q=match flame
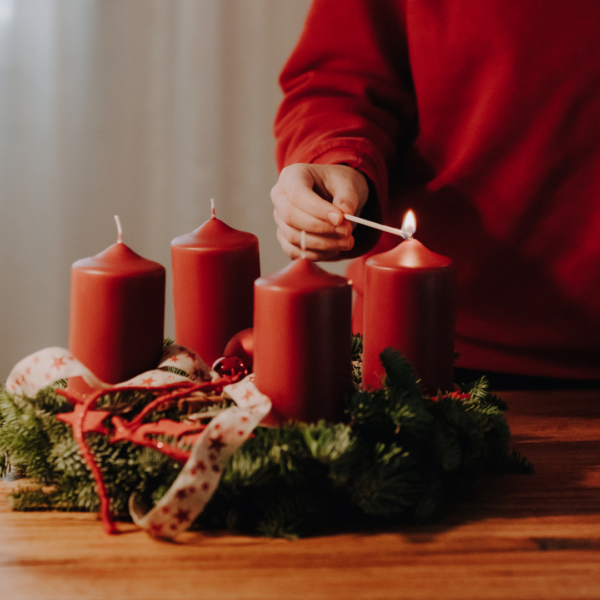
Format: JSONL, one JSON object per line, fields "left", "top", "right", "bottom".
{"left": 401, "top": 210, "right": 416, "bottom": 239}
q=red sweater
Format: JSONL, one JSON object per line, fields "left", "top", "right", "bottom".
{"left": 274, "top": 0, "right": 600, "bottom": 380}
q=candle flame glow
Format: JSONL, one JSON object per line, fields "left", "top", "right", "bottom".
{"left": 401, "top": 210, "right": 416, "bottom": 239}
{"left": 114, "top": 215, "right": 123, "bottom": 243}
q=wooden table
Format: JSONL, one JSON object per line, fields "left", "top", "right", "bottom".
{"left": 1, "top": 390, "right": 599, "bottom": 599}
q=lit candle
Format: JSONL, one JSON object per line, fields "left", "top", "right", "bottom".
{"left": 362, "top": 211, "right": 455, "bottom": 394}
{"left": 69, "top": 216, "right": 166, "bottom": 384}
{"left": 253, "top": 249, "right": 352, "bottom": 423}
{"left": 170, "top": 200, "right": 260, "bottom": 366}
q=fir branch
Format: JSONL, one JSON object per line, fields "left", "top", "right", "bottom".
{"left": 380, "top": 347, "right": 423, "bottom": 400}
{"left": 351, "top": 333, "right": 363, "bottom": 388}
{"left": 351, "top": 333, "right": 363, "bottom": 360}
{"left": 493, "top": 448, "right": 534, "bottom": 473}
{"left": 9, "top": 486, "right": 55, "bottom": 511}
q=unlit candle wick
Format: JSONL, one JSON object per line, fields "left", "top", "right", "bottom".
{"left": 114, "top": 215, "right": 123, "bottom": 243}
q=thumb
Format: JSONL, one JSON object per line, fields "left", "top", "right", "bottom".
{"left": 331, "top": 181, "right": 360, "bottom": 216}
{"left": 328, "top": 188, "right": 359, "bottom": 232}
{"left": 329, "top": 167, "right": 368, "bottom": 218}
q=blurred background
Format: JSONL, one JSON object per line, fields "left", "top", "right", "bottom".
{"left": 0, "top": 0, "right": 355, "bottom": 378}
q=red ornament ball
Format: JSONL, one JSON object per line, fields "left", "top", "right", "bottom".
{"left": 212, "top": 356, "right": 248, "bottom": 378}
{"left": 223, "top": 328, "right": 254, "bottom": 373}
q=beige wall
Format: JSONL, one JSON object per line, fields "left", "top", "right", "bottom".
{"left": 0, "top": 0, "right": 347, "bottom": 378}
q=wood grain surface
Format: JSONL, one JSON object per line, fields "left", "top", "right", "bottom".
{"left": 1, "top": 390, "right": 599, "bottom": 600}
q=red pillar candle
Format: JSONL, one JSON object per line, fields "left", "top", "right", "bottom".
{"left": 254, "top": 258, "right": 352, "bottom": 423}
{"left": 170, "top": 204, "right": 260, "bottom": 366}
{"left": 362, "top": 212, "right": 455, "bottom": 395}
{"left": 69, "top": 220, "right": 166, "bottom": 384}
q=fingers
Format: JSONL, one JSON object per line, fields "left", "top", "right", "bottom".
{"left": 271, "top": 163, "right": 368, "bottom": 259}
{"left": 272, "top": 188, "right": 348, "bottom": 237}
{"left": 274, "top": 209, "right": 354, "bottom": 253}
{"left": 277, "top": 228, "right": 343, "bottom": 261}
{"left": 273, "top": 192, "right": 350, "bottom": 236}
{"left": 274, "top": 165, "right": 350, "bottom": 231}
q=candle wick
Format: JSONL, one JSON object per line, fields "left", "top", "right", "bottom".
{"left": 400, "top": 210, "right": 416, "bottom": 239}
{"left": 114, "top": 215, "right": 123, "bottom": 243}
{"left": 211, "top": 198, "right": 216, "bottom": 218}
{"left": 300, "top": 230, "right": 307, "bottom": 260}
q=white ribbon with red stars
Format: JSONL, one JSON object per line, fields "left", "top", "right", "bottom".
{"left": 6, "top": 344, "right": 213, "bottom": 397}
{"left": 5, "top": 346, "right": 271, "bottom": 539}
{"left": 130, "top": 375, "right": 270, "bottom": 538}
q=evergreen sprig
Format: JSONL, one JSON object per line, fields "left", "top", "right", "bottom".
{"left": 0, "top": 385, "right": 181, "bottom": 514}
{"left": 0, "top": 341, "right": 532, "bottom": 538}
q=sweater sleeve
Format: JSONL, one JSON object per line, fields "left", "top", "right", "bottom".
{"left": 274, "top": 0, "right": 417, "bottom": 257}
